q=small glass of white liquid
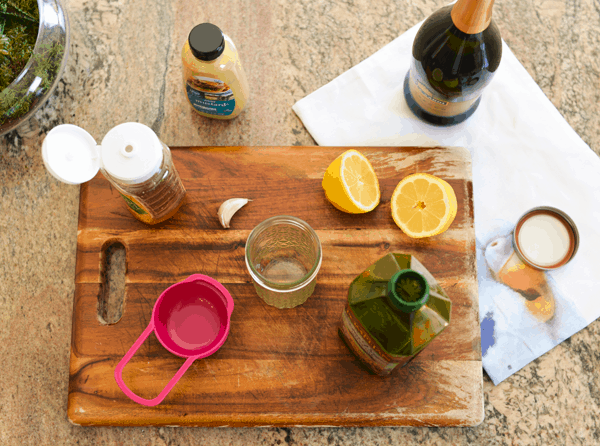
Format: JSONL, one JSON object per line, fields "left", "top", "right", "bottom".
{"left": 513, "top": 207, "right": 579, "bottom": 270}
{"left": 484, "top": 206, "right": 579, "bottom": 322}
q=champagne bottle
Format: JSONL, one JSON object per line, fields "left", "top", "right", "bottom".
{"left": 404, "top": 0, "right": 502, "bottom": 126}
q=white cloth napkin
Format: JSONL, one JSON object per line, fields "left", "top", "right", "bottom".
{"left": 292, "top": 21, "right": 600, "bottom": 385}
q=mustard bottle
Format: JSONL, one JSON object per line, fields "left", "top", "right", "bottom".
{"left": 182, "top": 23, "right": 249, "bottom": 120}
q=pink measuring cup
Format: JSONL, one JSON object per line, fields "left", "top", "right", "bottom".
{"left": 114, "top": 274, "right": 234, "bottom": 406}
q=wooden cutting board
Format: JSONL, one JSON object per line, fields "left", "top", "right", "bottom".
{"left": 68, "top": 146, "right": 483, "bottom": 427}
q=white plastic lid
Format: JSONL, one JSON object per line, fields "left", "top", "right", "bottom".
{"left": 42, "top": 124, "right": 101, "bottom": 185}
{"left": 100, "top": 122, "right": 163, "bottom": 184}
{"left": 41, "top": 122, "right": 164, "bottom": 186}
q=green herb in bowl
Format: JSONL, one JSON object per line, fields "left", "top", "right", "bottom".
{"left": 0, "top": 0, "right": 68, "bottom": 135}
{"left": 0, "top": 0, "right": 39, "bottom": 92}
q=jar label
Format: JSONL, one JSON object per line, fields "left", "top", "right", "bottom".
{"left": 119, "top": 192, "right": 147, "bottom": 214}
{"left": 118, "top": 192, "right": 158, "bottom": 224}
{"left": 186, "top": 75, "right": 236, "bottom": 116}
{"left": 408, "top": 68, "right": 478, "bottom": 117}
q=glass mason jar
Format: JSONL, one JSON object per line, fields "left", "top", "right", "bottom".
{"left": 0, "top": 0, "right": 69, "bottom": 135}
{"left": 245, "top": 215, "right": 322, "bottom": 309}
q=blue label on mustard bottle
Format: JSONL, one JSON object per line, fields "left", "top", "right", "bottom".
{"left": 185, "top": 76, "right": 236, "bottom": 117}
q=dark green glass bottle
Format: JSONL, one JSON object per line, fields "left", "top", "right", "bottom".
{"left": 403, "top": 0, "right": 502, "bottom": 125}
{"left": 339, "top": 253, "right": 452, "bottom": 375}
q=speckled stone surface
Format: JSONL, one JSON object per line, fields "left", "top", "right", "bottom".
{"left": 1, "top": 0, "right": 599, "bottom": 444}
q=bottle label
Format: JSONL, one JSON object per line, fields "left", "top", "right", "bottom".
{"left": 339, "top": 304, "right": 412, "bottom": 375}
{"left": 186, "top": 74, "right": 236, "bottom": 116}
{"left": 408, "top": 68, "right": 479, "bottom": 118}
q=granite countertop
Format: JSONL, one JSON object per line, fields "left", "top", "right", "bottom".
{"left": 1, "top": 0, "right": 599, "bottom": 444}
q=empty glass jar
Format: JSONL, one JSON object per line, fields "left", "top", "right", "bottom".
{"left": 244, "top": 216, "right": 322, "bottom": 309}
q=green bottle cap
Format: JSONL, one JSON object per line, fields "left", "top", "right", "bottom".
{"left": 387, "top": 269, "right": 430, "bottom": 313}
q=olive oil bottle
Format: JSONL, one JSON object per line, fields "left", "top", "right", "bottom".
{"left": 339, "top": 253, "right": 452, "bottom": 375}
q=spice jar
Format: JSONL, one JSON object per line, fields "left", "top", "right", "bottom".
{"left": 339, "top": 253, "right": 452, "bottom": 375}
{"left": 42, "top": 122, "right": 186, "bottom": 225}
{"left": 182, "top": 23, "right": 249, "bottom": 119}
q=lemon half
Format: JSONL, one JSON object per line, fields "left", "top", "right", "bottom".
{"left": 391, "top": 173, "right": 457, "bottom": 238}
{"left": 322, "top": 150, "right": 380, "bottom": 214}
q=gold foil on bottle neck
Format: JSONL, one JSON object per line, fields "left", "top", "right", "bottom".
{"left": 451, "top": 0, "right": 496, "bottom": 34}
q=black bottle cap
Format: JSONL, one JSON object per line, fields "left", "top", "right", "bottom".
{"left": 188, "top": 23, "right": 225, "bottom": 61}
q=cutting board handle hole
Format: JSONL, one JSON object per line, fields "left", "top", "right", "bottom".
{"left": 98, "top": 240, "right": 127, "bottom": 325}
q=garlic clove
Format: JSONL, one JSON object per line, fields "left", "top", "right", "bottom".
{"left": 218, "top": 198, "right": 251, "bottom": 228}
{"left": 484, "top": 234, "right": 513, "bottom": 277}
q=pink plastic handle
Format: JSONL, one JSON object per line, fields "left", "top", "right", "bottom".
{"left": 114, "top": 321, "right": 199, "bottom": 407}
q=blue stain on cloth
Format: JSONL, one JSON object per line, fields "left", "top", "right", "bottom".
{"left": 481, "top": 312, "right": 496, "bottom": 357}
